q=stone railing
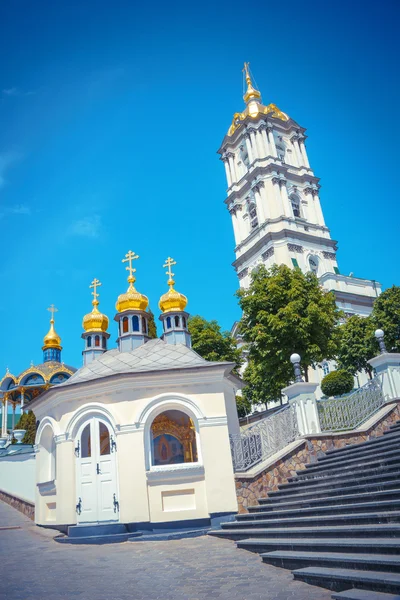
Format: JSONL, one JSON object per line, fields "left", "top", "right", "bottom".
{"left": 229, "top": 404, "right": 299, "bottom": 472}
{"left": 317, "top": 377, "right": 385, "bottom": 432}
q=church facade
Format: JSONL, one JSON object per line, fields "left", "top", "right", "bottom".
{"left": 219, "top": 64, "right": 381, "bottom": 319}
{"left": 29, "top": 254, "right": 240, "bottom": 529}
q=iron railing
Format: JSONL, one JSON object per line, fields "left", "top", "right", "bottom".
{"left": 229, "top": 404, "right": 299, "bottom": 472}
{"left": 317, "top": 377, "right": 384, "bottom": 432}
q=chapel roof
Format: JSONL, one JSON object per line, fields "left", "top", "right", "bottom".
{"left": 58, "top": 338, "right": 233, "bottom": 387}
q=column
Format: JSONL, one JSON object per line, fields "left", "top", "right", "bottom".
{"left": 313, "top": 192, "right": 326, "bottom": 227}
{"left": 253, "top": 185, "right": 266, "bottom": 223}
{"left": 227, "top": 153, "right": 237, "bottom": 184}
{"left": 271, "top": 177, "right": 284, "bottom": 216}
{"left": 223, "top": 158, "right": 232, "bottom": 188}
{"left": 267, "top": 127, "right": 277, "bottom": 156}
{"left": 20, "top": 389, "right": 24, "bottom": 415}
{"left": 2, "top": 395, "right": 8, "bottom": 436}
{"left": 245, "top": 134, "right": 254, "bottom": 164}
{"left": 260, "top": 127, "right": 270, "bottom": 156}
{"left": 12, "top": 403, "right": 16, "bottom": 430}
{"left": 259, "top": 182, "right": 270, "bottom": 219}
{"left": 229, "top": 207, "right": 241, "bottom": 245}
{"left": 1, "top": 399, "right": 4, "bottom": 437}
{"left": 299, "top": 138, "right": 310, "bottom": 168}
{"left": 282, "top": 382, "right": 320, "bottom": 435}
{"left": 255, "top": 129, "right": 266, "bottom": 157}
{"left": 249, "top": 130, "right": 258, "bottom": 161}
{"left": 291, "top": 137, "right": 301, "bottom": 167}
{"left": 280, "top": 180, "right": 292, "bottom": 217}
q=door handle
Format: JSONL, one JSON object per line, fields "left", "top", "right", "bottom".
{"left": 96, "top": 463, "right": 101, "bottom": 475}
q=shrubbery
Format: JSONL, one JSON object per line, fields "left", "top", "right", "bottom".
{"left": 321, "top": 369, "right": 354, "bottom": 397}
{"left": 13, "top": 410, "right": 37, "bottom": 445}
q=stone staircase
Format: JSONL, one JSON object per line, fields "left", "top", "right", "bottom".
{"left": 210, "top": 420, "right": 400, "bottom": 599}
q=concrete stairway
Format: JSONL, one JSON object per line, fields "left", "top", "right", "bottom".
{"left": 54, "top": 523, "right": 142, "bottom": 544}
{"left": 209, "top": 420, "right": 400, "bottom": 599}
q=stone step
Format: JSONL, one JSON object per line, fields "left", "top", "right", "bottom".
{"left": 332, "top": 588, "right": 400, "bottom": 599}
{"left": 288, "top": 463, "right": 400, "bottom": 484}
{"left": 246, "top": 498, "right": 400, "bottom": 518}
{"left": 318, "top": 438, "right": 400, "bottom": 464}
{"left": 55, "top": 531, "right": 142, "bottom": 545}
{"left": 258, "top": 488, "right": 400, "bottom": 510}
{"left": 227, "top": 511, "right": 400, "bottom": 528}
{"left": 261, "top": 550, "right": 400, "bottom": 573}
{"left": 268, "top": 478, "right": 400, "bottom": 503}
{"left": 286, "top": 464, "right": 400, "bottom": 487}
{"left": 67, "top": 523, "right": 128, "bottom": 537}
{"left": 323, "top": 430, "right": 400, "bottom": 459}
{"left": 389, "top": 422, "right": 400, "bottom": 430}
{"left": 235, "top": 537, "right": 400, "bottom": 555}
{"left": 292, "top": 566, "right": 400, "bottom": 594}
{"left": 210, "top": 523, "right": 400, "bottom": 541}
{"left": 275, "top": 471, "right": 400, "bottom": 497}
{"left": 301, "top": 449, "right": 400, "bottom": 476}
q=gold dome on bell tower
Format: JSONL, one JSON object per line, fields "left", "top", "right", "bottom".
{"left": 159, "top": 257, "right": 188, "bottom": 314}
{"left": 82, "top": 278, "right": 109, "bottom": 332}
{"left": 42, "top": 305, "right": 62, "bottom": 351}
{"left": 115, "top": 250, "right": 149, "bottom": 312}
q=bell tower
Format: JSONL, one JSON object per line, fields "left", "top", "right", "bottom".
{"left": 219, "top": 63, "right": 381, "bottom": 317}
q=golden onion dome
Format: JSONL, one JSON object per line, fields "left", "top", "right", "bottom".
{"left": 83, "top": 301, "right": 109, "bottom": 332}
{"left": 42, "top": 318, "right": 62, "bottom": 350}
{"left": 116, "top": 278, "right": 149, "bottom": 312}
{"left": 159, "top": 256, "right": 188, "bottom": 313}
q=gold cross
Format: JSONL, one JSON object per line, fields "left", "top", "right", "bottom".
{"left": 47, "top": 304, "right": 58, "bottom": 321}
{"left": 90, "top": 278, "right": 101, "bottom": 302}
{"left": 243, "top": 62, "right": 251, "bottom": 85}
{"left": 122, "top": 250, "right": 139, "bottom": 279}
{"left": 163, "top": 257, "right": 176, "bottom": 283}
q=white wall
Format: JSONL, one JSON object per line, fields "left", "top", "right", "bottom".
{"left": 0, "top": 451, "right": 36, "bottom": 503}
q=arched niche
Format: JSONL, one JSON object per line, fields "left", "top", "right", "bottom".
{"left": 150, "top": 410, "right": 198, "bottom": 467}
{"left": 37, "top": 424, "right": 56, "bottom": 484}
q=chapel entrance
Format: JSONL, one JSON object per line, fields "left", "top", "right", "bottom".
{"left": 75, "top": 418, "right": 118, "bottom": 523}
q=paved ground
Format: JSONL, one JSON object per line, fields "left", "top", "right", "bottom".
{"left": 0, "top": 501, "right": 331, "bottom": 600}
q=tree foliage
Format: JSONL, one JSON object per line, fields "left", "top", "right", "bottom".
{"left": 237, "top": 264, "right": 341, "bottom": 406}
{"left": 371, "top": 285, "right": 400, "bottom": 352}
{"left": 336, "top": 315, "right": 376, "bottom": 377}
{"left": 321, "top": 369, "right": 354, "bottom": 397}
{"left": 147, "top": 308, "right": 158, "bottom": 339}
{"left": 14, "top": 411, "right": 37, "bottom": 445}
{"left": 188, "top": 315, "right": 242, "bottom": 368}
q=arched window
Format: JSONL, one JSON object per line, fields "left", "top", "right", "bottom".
{"left": 247, "top": 199, "right": 258, "bottom": 229}
{"left": 290, "top": 195, "right": 301, "bottom": 218}
{"left": 276, "top": 144, "right": 285, "bottom": 163}
{"left": 95, "top": 335, "right": 100, "bottom": 347}
{"left": 38, "top": 426, "right": 56, "bottom": 483}
{"left": 142, "top": 317, "right": 147, "bottom": 334}
{"left": 240, "top": 145, "right": 249, "bottom": 169}
{"left": 322, "top": 361, "right": 330, "bottom": 376}
{"left": 87, "top": 336, "right": 92, "bottom": 348}
{"left": 182, "top": 317, "right": 187, "bottom": 329}
{"left": 174, "top": 316, "right": 180, "bottom": 328}
{"left": 309, "top": 255, "right": 319, "bottom": 275}
{"left": 166, "top": 316, "right": 172, "bottom": 329}
{"left": 81, "top": 423, "right": 91, "bottom": 458}
{"left": 99, "top": 422, "right": 110, "bottom": 455}
{"left": 122, "top": 317, "right": 129, "bottom": 333}
{"left": 132, "top": 315, "right": 139, "bottom": 332}
{"left": 102, "top": 337, "right": 106, "bottom": 349}
{"left": 151, "top": 410, "right": 198, "bottom": 467}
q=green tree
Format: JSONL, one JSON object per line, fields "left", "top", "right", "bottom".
{"left": 188, "top": 315, "right": 242, "bottom": 368}
{"left": 336, "top": 314, "right": 376, "bottom": 378}
{"left": 371, "top": 285, "right": 400, "bottom": 352}
{"left": 14, "top": 410, "right": 37, "bottom": 445}
{"left": 147, "top": 308, "right": 158, "bottom": 339}
{"left": 237, "top": 264, "right": 340, "bottom": 406}
{"left": 321, "top": 369, "right": 354, "bottom": 397}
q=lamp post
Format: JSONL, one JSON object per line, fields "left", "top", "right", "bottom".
{"left": 375, "top": 329, "right": 388, "bottom": 354}
{"left": 290, "top": 353, "right": 303, "bottom": 383}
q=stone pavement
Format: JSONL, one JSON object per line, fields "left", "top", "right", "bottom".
{"left": 0, "top": 501, "right": 331, "bottom": 600}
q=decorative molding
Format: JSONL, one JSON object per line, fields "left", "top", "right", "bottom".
{"left": 198, "top": 416, "right": 228, "bottom": 428}
{"left": 146, "top": 463, "right": 205, "bottom": 483}
{"left": 238, "top": 268, "right": 248, "bottom": 280}
{"left": 262, "top": 247, "right": 274, "bottom": 260}
{"left": 323, "top": 251, "right": 337, "bottom": 260}
{"left": 288, "top": 243, "right": 304, "bottom": 253}
{"left": 228, "top": 202, "right": 242, "bottom": 216}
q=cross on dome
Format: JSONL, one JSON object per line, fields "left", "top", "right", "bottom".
{"left": 90, "top": 278, "right": 101, "bottom": 305}
{"left": 47, "top": 304, "right": 58, "bottom": 323}
{"left": 123, "top": 250, "right": 139, "bottom": 283}
{"left": 163, "top": 257, "right": 176, "bottom": 287}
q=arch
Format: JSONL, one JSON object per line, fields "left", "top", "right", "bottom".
{"left": 136, "top": 393, "right": 205, "bottom": 426}
{"left": 308, "top": 254, "right": 319, "bottom": 275}
{"left": 122, "top": 316, "right": 129, "bottom": 333}
{"left": 0, "top": 374, "right": 17, "bottom": 391}
{"left": 166, "top": 316, "right": 172, "bottom": 329}
{"left": 132, "top": 315, "right": 139, "bottom": 332}
{"left": 49, "top": 372, "right": 70, "bottom": 384}
{"left": 87, "top": 336, "right": 92, "bottom": 347}
{"left": 36, "top": 416, "right": 59, "bottom": 443}
{"left": 66, "top": 403, "right": 119, "bottom": 440}
{"left": 95, "top": 335, "right": 100, "bottom": 347}
{"left": 174, "top": 315, "right": 180, "bottom": 328}
{"left": 141, "top": 316, "right": 147, "bottom": 334}
{"left": 18, "top": 367, "right": 48, "bottom": 386}
{"left": 151, "top": 410, "right": 197, "bottom": 466}
{"left": 24, "top": 373, "right": 45, "bottom": 386}
{"left": 102, "top": 337, "right": 106, "bottom": 349}
{"left": 37, "top": 423, "right": 56, "bottom": 483}
{"left": 290, "top": 194, "right": 301, "bottom": 218}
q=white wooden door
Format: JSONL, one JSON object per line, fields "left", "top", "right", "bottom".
{"left": 76, "top": 419, "right": 118, "bottom": 523}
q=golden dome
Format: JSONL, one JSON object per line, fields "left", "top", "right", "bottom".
{"left": 42, "top": 318, "right": 62, "bottom": 350}
{"left": 159, "top": 256, "right": 188, "bottom": 313}
{"left": 116, "top": 280, "right": 149, "bottom": 312}
{"left": 83, "top": 278, "right": 109, "bottom": 332}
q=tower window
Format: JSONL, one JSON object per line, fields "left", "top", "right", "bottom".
{"left": 95, "top": 335, "right": 100, "bottom": 347}
{"left": 166, "top": 316, "right": 172, "bottom": 329}
{"left": 309, "top": 256, "right": 319, "bottom": 275}
{"left": 290, "top": 195, "right": 301, "bottom": 218}
{"left": 132, "top": 315, "right": 139, "bottom": 332}
{"left": 182, "top": 317, "right": 187, "bottom": 329}
{"left": 142, "top": 317, "right": 147, "bottom": 334}
{"left": 102, "top": 337, "right": 106, "bottom": 349}
{"left": 174, "top": 315, "right": 180, "bottom": 328}
{"left": 276, "top": 144, "right": 285, "bottom": 163}
{"left": 247, "top": 199, "right": 258, "bottom": 229}
{"left": 87, "top": 336, "right": 92, "bottom": 348}
{"left": 122, "top": 317, "right": 129, "bottom": 333}
{"left": 240, "top": 145, "right": 249, "bottom": 168}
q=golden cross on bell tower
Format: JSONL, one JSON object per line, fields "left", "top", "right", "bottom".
{"left": 90, "top": 278, "right": 101, "bottom": 305}
{"left": 47, "top": 304, "right": 58, "bottom": 323}
{"left": 122, "top": 250, "right": 139, "bottom": 284}
{"left": 243, "top": 62, "right": 251, "bottom": 86}
{"left": 163, "top": 257, "right": 176, "bottom": 287}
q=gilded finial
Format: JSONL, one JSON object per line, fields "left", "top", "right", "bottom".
{"left": 242, "top": 61, "right": 261, "bottom": 105}
{"left": 47, "top": 304, "right": 58, "bottom": 324}
{"left": 122, "top": 250, "right": 139, "bottom": 286}
{"left": 43, "top": 305, "right": 62, "bottom": 350}
{"left": 243, "top": 62, "right": 252, "bottom": 87}
{"left": 163, "top": 257, "right": 177, "bottom": 288}
{"left": 89, "top": 278, "right": 101, "bottom": 308}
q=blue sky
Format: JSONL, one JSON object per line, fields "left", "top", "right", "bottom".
{"left": 0, "top": 0, "right": 398, "bottom": 376}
